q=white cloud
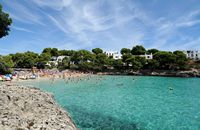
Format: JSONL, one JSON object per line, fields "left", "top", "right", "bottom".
{"left": 30, "top": 0, "right": 72, "bottom": 11}
{"left": 12, "top": 26, "right": 35, "bottom": 33}
{"left": 47, "top": 14, "right": 69, "bottom": 34}
{"left": 181, "top": 37, "right": 200, "bottom": 49}
{"left": 148, "top": 9, "right": 200, "bottom": 50}
{"left": 4, "top": 0, "right": 45, "bottom": 25}
{"left": 41, "top": 0, "right": 142, "bottom": 50}
{"left": 178, "top": 20, "right": 200, "bottom": 27}
{"left": 2, "top": 0, "right": 200, "bottom": 53}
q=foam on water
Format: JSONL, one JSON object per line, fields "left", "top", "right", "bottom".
{"left": 20, "top": 76, "right": 200, "bottom": 130}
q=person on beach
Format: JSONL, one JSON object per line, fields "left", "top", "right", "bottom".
{"left": 51, "top": 74, "right": 55, "bottom": 84}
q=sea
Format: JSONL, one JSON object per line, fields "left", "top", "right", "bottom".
{"left": 19, "top": 75, "right": 200, "bottom": 130}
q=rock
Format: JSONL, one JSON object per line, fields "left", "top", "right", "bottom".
{"left": 0, "top": 85, "right": 77, "bottom": 130}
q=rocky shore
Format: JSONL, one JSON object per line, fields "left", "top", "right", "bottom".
{"left": 97, "top": 70, "right": 200, "bottom": 78}
{"left": 140, "top": 70, "right": 200, "bottom": 77}
{"left": 0, "top": 84, "right": 77, "bottom": 130}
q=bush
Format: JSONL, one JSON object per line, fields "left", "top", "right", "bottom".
{"left": 0, "top": 62, "right": 12, "bottom": 74}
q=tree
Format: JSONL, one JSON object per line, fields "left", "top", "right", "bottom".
{"left": 154, "top": 51, "right": 176, "bottom": 69}
{"left": 42, "top": 48, "right": 59, "bottom": 57}
{"left": 38, "top": 53, "right": 51, "bottom": 63}
{"left": 83, "top": 52, "right": 95, "bottom": 62}
{"left": 96, "top": 53, "right": 108, "bottom": 65}
{"left": 0, "top": 55, "right": 14, "bottom": 68}
{"left": 129, "top": 56, "right": 146, "bottom": 70}
{"left": 50, "top": 48, "right": 59, "bottom": 56}
{"left": 113, "top": 59, "right": 123, "bottom": 70}
{"left": 78, "top": 62, "right": 95, "bottom": 71}
{"left": 71, "top": 50, "right": 94, "bottom": 64}
{"left": 78, "top": 50, "right": 92, "bottom": 62}
{"left": 70, "top": 51, "right": 81, "bottom": 64}
{"left": 0, "top": 55, "right": 13, "bottom": 74}
{"left": 36, "top": 53, "right": 51, "bottom": 69}
{"left": 131, "top": 45, "right": 146, "bottom": 55}
{"left": 120, "top": 48, "right": 131, "bottom": 55}
{"left": 0, "top": 62, "right": 11, "bottom": 74}
{"left": 59, "top": 50, "right": 75, "bottom": 56}
{"left": 12, "top": 52, "right": 39, "bottom": 68}
{"left": 0, "top": 4, "right": 12, "bottom": 38}
{"left": 92, "top": 48, "right": 103, "bottom": 55}
{"left": 135, "top": 56, "right": 146, "bottom": 66}
{"left": 147, "top": 49, "right": 159, "bottom": 54}
{"left": 173, "top": 51, "right": 188, "bottom": 70}
{"left": 130, "top": 57, "right": 143, "bottom": 70}
{"left": 42, "top": 48, "right": 52, "bottom": 54}
{"left": 57, "top": 57, "right": 70, "bottom": 71}
{"left": 146, "top": 59, "right": 159, "bottom": 70}
{"left": 122, "top": 54, "right": 132, "bottom": 67}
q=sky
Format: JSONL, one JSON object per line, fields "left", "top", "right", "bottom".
{"left": 0, "top": 0, "right": 200, "bottom": 55}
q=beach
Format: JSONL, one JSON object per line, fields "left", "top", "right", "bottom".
{"left": 0, "top": 69, "right": 92, "bottom": 82}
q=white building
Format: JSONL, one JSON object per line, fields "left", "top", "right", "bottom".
{"left": 47, "top": 56, "right": 69, "bottom": 66}
{"left": 105, "top": 51, "right": 153, "bottom": 60}
{"left": 183, "top": 50, "right": 200, "bottom": 60}
{"left": 104, "top": 51, "right": 122, "bottom": 60}
{"left": 139, "top": 53, "right": 153, "bottom": 60}
{"left": 57, "top": 56, "right": 68, "bottom": 62}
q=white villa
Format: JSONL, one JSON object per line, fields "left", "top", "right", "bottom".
{"left": 47, "top": 56, "right": 69, "bottom": 66}
{"left": 183, "top": 50, "right": 200, "bottom": 60}
{"left": 105, "top": 51, "right": 153, "bottom": 60}
{"left": 104, "top": 51, "right": 122, "bottom": 60}
{"left": 139, "top": 53, "right": 153, "bottom": 60}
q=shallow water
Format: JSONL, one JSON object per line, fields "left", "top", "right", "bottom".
{"left": 20, "top": 76, "right": 200, "bottom": 130}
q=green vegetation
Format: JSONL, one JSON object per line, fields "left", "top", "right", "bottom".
{"left": 0, "top": 4, "right": 12, "bottom": 74}
{"left": 147, "top": 49, "right": 159, "bottom": 54}
{"left": 0, "top": 55, "right": 13, "bottom": 74}
{"left": 0, "top": 45, "right": 194, "bottom": 74}
{"left": 131, "top": 45, "right": 146, "bottom": 55}
{"left": 0, "top": 4, "right": 12, "bottom": 38}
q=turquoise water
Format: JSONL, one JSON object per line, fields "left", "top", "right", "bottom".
{"left": 20, "top": 76, "right": 200, "bottom": 130}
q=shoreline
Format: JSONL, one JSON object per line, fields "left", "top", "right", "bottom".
{"left": 1, "top": 69, "right": 200, "bottom": 84}
{"left": 96, "top": 70, "right": 200, "bottom": 78}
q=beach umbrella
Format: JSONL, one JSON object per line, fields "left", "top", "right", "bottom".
{"left": 5, "top": 76, "right": 11, "bottom": 81}
{"left": 5, "top": 74, "right": 12, "bottom": 77}
{"left": 30, "top": 75, "right": 36, "bottom": 79}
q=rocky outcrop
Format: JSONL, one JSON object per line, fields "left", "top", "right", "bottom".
{"left": 139, "top": 70, "right": 200, "bottom": 77}
{"left": 0, "top": 84, "right": 77, "bottom": 130}
{"left": 98, "top": 70, "right": 200, "bottom": 78}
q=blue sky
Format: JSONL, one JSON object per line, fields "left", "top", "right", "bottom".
{"left": 1, "top": 0, "right": 200, "bottom": 54}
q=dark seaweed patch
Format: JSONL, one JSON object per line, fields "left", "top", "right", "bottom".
{"left": 64, "top": 105, "right": 143, "bottom": 130}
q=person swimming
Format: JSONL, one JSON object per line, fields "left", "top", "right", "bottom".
{"left": 169, "top": 87, "right": 173, "bottom": 90}
{"left": 116, "top": 83, "right": 124, "bottom": 86}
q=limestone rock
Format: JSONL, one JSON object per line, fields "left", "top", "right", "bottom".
{"left": 0, "top": 85, "right": 77, "bottom": 130}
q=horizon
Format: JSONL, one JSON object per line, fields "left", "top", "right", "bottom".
{"left": 1, "top": 0, "right": 200, "bottom": 55}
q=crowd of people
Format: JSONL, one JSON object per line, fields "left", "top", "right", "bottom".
{"left": 0, "top": 68, "right": 93, "bottom": 82}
